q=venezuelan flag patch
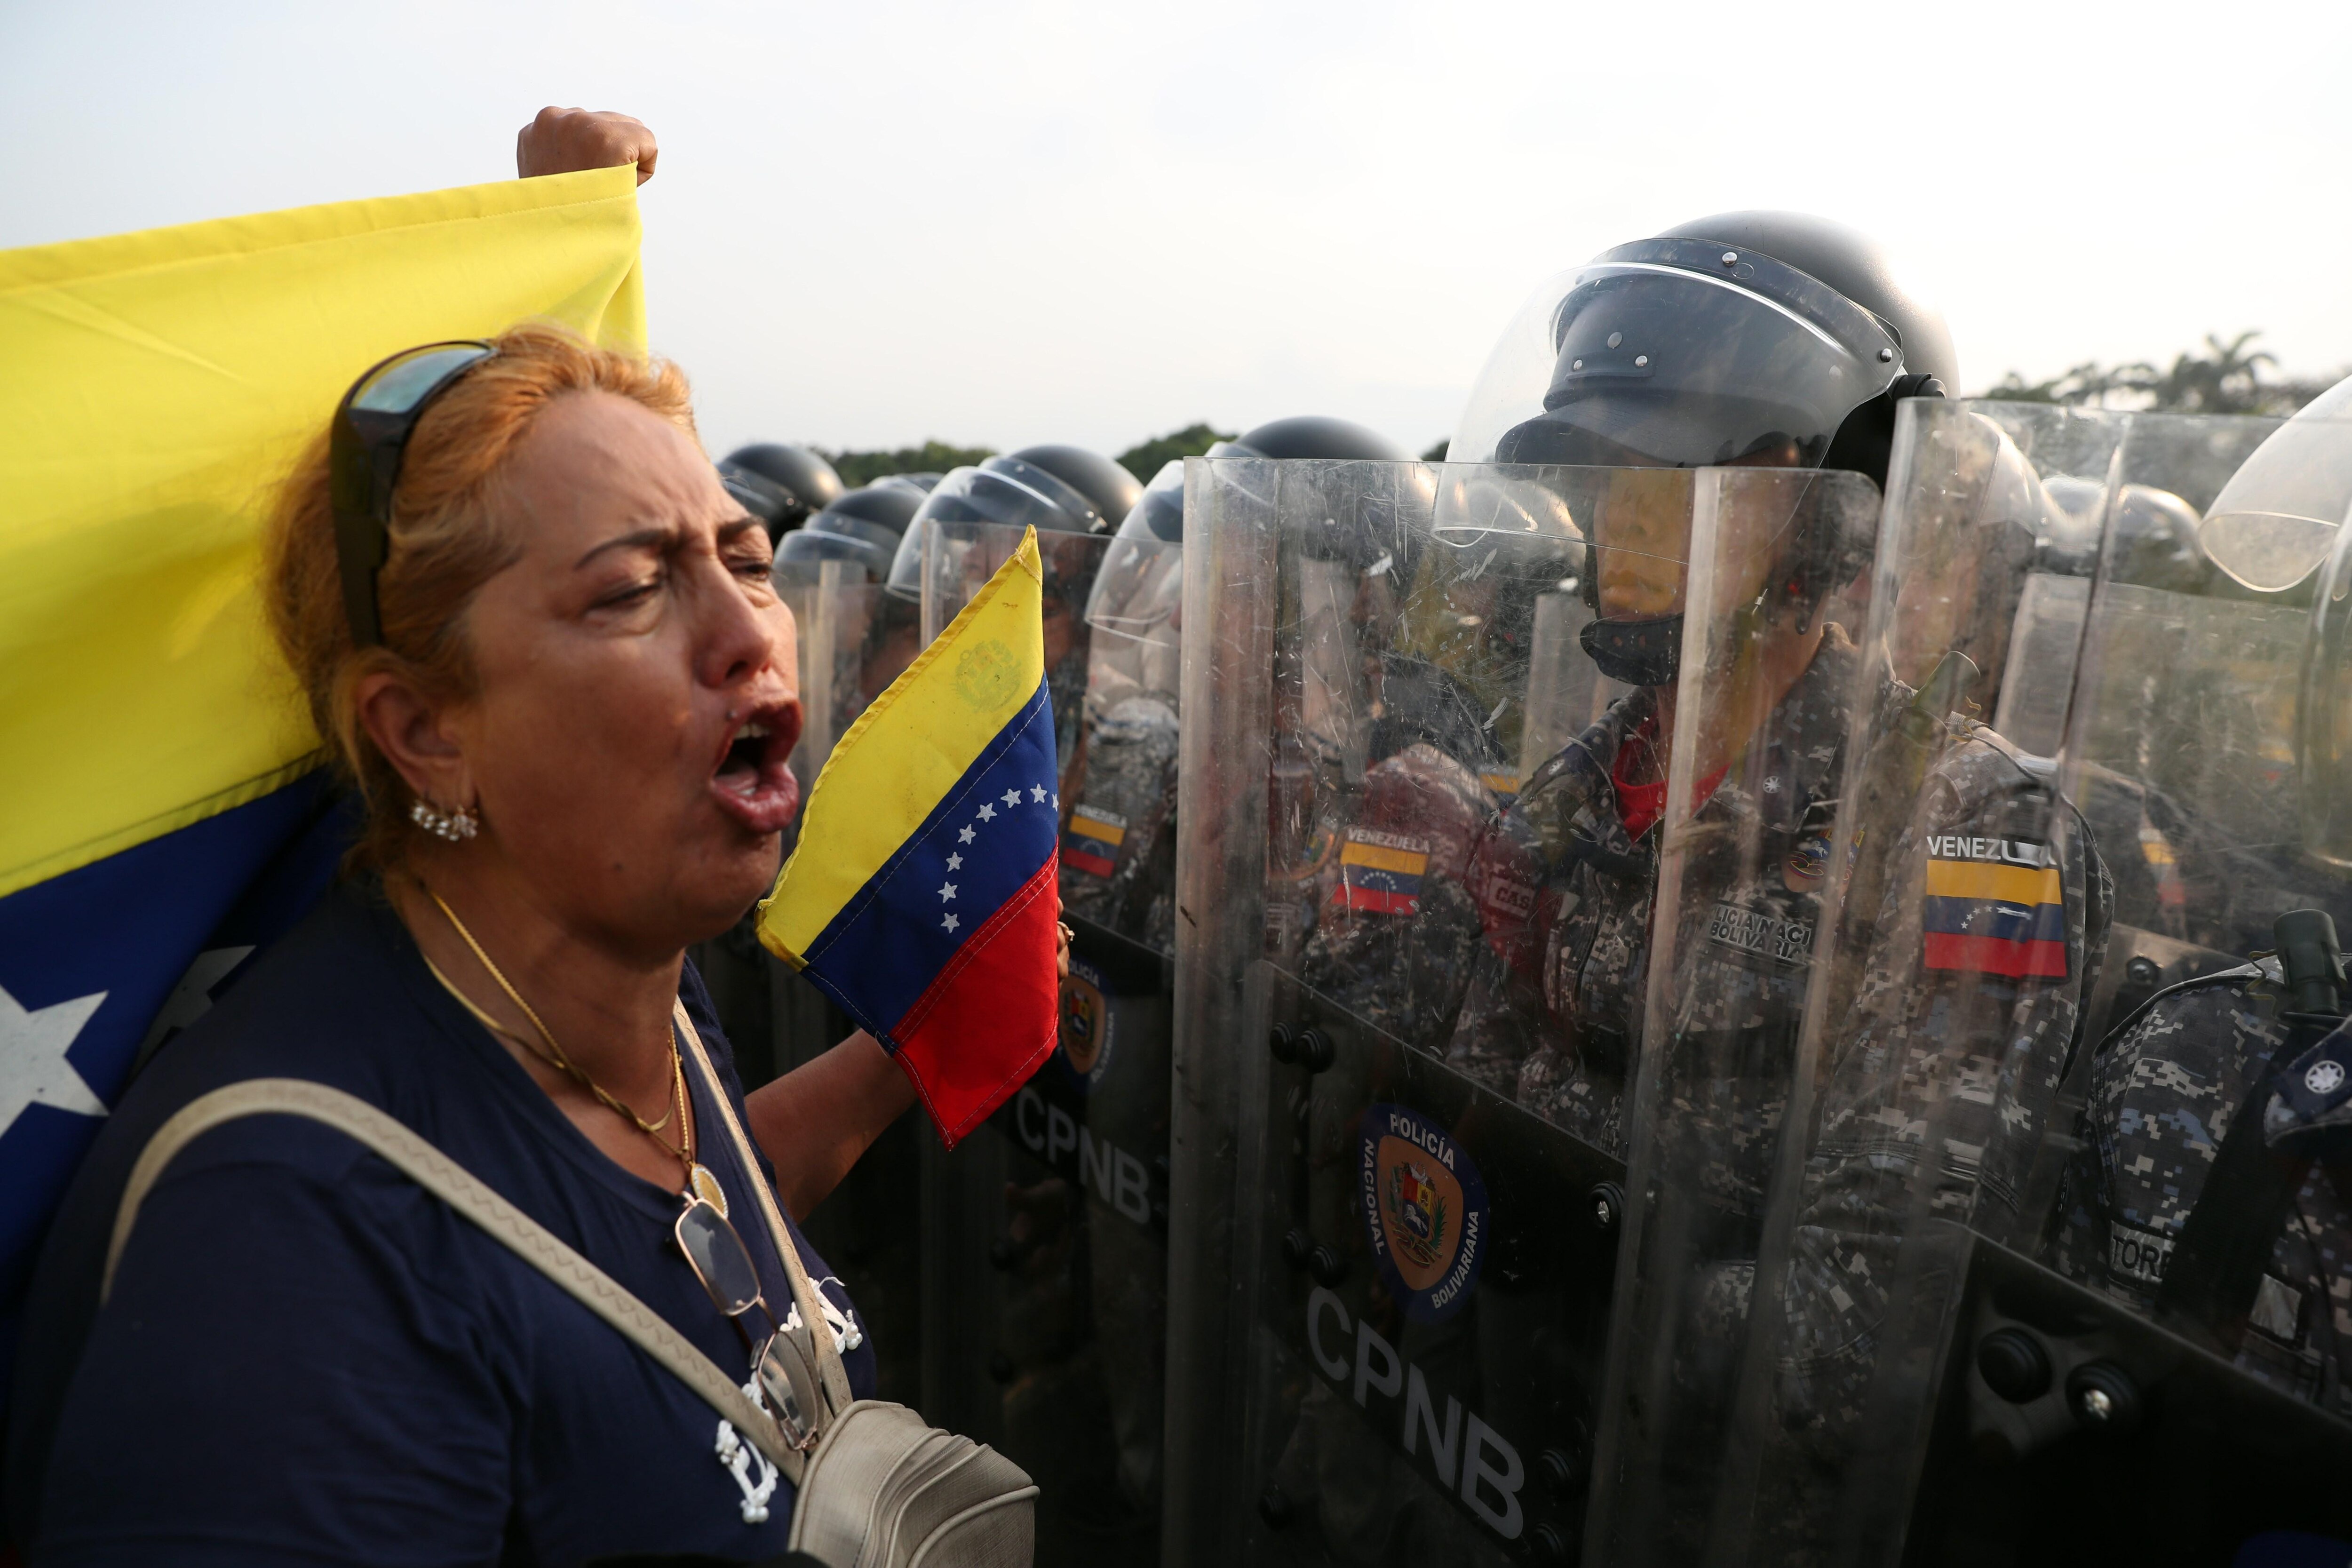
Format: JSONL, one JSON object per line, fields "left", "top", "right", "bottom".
{"left": 1920, "top": 833, "right": 2067, "bottom": 979}
{"left": 1480, "top": 771, "right": 1520, "bottom": 808}
{"left": 1334, "top": 828, "right": 1429, "bottom": 916}
{"left": 1063, "top": 805, "right": 1126, "bottom": 879}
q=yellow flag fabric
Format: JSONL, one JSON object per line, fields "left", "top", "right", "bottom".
{"left": 0, "top": 167, "right": 646, "bottom": 898}
{"left": 759, "top": 528, "right": 1048, "bottom": 965}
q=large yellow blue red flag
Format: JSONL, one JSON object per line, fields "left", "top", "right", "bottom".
{"left": 760, "top": 528, "right": 1061, "bottom": 1147}
{"left": 0, "top": 168, "right": 645, "bottom": 1459}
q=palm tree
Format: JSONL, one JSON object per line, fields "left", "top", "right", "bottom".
{"left": 1986, "top": 331, "right": 2336, "bottom": 416}
{"left": 2123, "top": 331, "right": 2280, "bottom": 414}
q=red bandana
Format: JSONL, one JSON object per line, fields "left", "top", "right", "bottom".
{"left": 1611, "top": 715, "right": 1729, "bottom": 841}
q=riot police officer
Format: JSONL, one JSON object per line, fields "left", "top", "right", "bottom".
{"left": 1071, "top": 418, "right": 1405, "bottom": 950}
{"left": 1224, "top": 215, "right": 2115, "bottom": 1564}
{"left": 1423, "top": 216, "right": 2110, "bottom": 1223}
{"left": 1475, "top": 223, "right": 2124, "bottom": 1568}
{"left": 982, "top": 418, "right": 1402, "bottom": 1545}
{"left": 2055, "top": 378, "right": 2352, "bottom": 1414}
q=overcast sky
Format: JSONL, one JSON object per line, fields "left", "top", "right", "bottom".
{"left": 8, "top": 0, "right": 2349, "bottom": 462}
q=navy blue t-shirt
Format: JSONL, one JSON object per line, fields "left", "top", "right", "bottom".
{"left": 5, "top": 881, "right": 874, "bottom": 1566}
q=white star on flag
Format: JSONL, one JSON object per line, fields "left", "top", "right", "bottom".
{"left": 946, "top": 852, "right": 963, "bottom": 871}
{"left": 1030, "top": 785, "right": 1048, "bottom": 804}
{"left": 1001, "top": 788, "right": 1022, "bottom": 808}
{"left": 942, "top": 913, "right": 960, "bottom": 933}
{"left": 958, "top": 825, "right": 976, "bottom": 844}
{"left": 977, "top": 804, "right": 996, "bottom": 822}
{"left": 0, "top": 980, "right": 111, "bottom": 1137}
{"left": 1052, "top": 794, "right": 1060, "bottom": 810}
{"left": 938, "top": 883, "right": 958, "bottom": 902}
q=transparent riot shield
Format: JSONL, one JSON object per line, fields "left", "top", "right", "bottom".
{"left": 2062, "top": 428, "right": 2352, "bottom": 1037}
{"left": 1164, "top": 456, "right": 1886, "bottom": 1565}
{"left": 1554, "top": 463, "right": 1886, "bottom": 1565}
{"left": 1064, "top": 528, "right": 1184, "bottom": 949}
{"left": 1703, "top": 401, "right": 2352, "bottom": 1567}
{"left": 915, "top": 520, "right": 1168, "bottom": 1562}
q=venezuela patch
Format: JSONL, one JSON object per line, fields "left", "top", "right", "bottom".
{"left": 1920, "top": 833, "right": 2066, "bottom": 979}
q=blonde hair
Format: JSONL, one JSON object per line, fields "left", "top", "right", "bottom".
{"left": 264, "top": 320, "right": 696, "bottom": 870}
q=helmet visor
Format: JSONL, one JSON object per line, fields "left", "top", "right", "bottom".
{"left": 888, "top": 462, "right": 1097, "bottom": 599}
{"left": 1086, "top": 534, "right": 1183, "bottom": 648}
{"left": 1085, "top": 459, "right": 1185, "bottom": 646}
{"left": 1454, "top": 240, "right": 1904, "bottom": 470}
{"left": 775, "top": 528, "right": 895, "bottom": 584}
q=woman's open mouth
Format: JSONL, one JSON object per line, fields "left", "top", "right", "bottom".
{"left": 708, "top": 702, "right": 803, "bottom": 835}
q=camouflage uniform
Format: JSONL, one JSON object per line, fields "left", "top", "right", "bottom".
{"left": 1775, "top": 716, "right": 2112, "bottom": 1435}
{"left": 1438, "top": 627, "right": 2111, "bottom": 1433}
{"left": 1058, "top": 694, "right": 1180, "bottom": 953}
{"left": 2052, "top": 964, "right": 2352, "bottom": 1413}
{"left": 1450, "top": 629, "right": 1861, "bottom": 1183}
{"left": 1295, "top": 742, "right": 1497, "bottom": 1056}
{"left": 1046, "top": 645, "right": 1090, "bottom": 783}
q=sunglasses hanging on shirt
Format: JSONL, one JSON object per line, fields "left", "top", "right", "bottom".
{"left": 675, "top": 1194, "right": 826, "bottom": 1452}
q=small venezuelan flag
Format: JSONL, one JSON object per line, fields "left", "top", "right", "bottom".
{"left": 1920, "top": 836, "right": 2067, "bottom": 979}
{"left": 1062, "top": 806, "right": 1126, "bottom": 879}
{"left": 1333, "top": 828, "right": 1430, "bottom": 916}
{"left": 759, "top": 528, "right": 1061, "bottom": 1146}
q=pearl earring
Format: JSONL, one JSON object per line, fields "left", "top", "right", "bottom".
{"left": 410, "top": 798, "right": 480, "bottom": 842}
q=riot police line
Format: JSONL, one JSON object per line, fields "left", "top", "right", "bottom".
{"left": 717, "top": 217, "right": 2352, "bottom": 1567}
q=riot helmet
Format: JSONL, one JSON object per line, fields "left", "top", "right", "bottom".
{"left": 1007, "top": 444, "right": 1144, "bottom": 533}
{"left": 2106, "top": 482, "right": 2213, "bottom": 595}
{"left": 718, "top": 443, "right": 844, "bottom": 540}
{"left": 2001, "top": 472, "right": 2211, "bottom": 599}
{"left": 1100, "top": 416, "right": 1405, "bottom": 551}
{"left": 1086, "top": 417, "right": 1406, "bottom": 651}
{"left": 886, "top": 453, "right": 1118, "bottom": 601}
{"left": 1230, "top": 415, "right": 1405, "bottom": 465}
{"left": 2038, "top": 476, "right": 2109, "bottom": 576}
{"left": 1449, "top": 213, "right": 1948, "bottom": 686}
{"left": 1454, "top": 212, "right": 1953, "bottom": 474}
{"left": 2200, "top": 374, "right": 2352, "bottom": 593}
{"left": 773, "top": 482, "right": 924, "bottom": 584}
{"left": 1085, "top": 458, "right": 1189, "bottom": 687}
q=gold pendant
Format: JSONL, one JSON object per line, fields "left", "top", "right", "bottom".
{"left": 690, "top": 1162, "right": 729, "bottom": 1218}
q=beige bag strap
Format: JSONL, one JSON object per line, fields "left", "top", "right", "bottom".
{"left": 671, "top": 1001, "right": 857, "bottom": 1417}
{"left": 102, "top": 1076, "right": 809, "bottom": 1482}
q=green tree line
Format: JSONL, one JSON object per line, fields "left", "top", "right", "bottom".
{"left": 818, "top": 423, "right": 1242, "bottom": 489}
{"left": 1984, "top": 331, "right": 2342, "bottom": 416}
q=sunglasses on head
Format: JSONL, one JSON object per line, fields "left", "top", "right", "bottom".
{"left": 675, "top": 1193, "right": 826, "bottom": 1451}
{"left": 329, "top": 341, "right": 498, "bottom": 647}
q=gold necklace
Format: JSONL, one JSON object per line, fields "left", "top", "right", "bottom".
{"left": 424, "top": 888, "right": 701, "bottom": 1190}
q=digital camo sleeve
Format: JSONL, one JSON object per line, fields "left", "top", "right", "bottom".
{"left": 1778, "top": 726, "right": 2112, "bottom": 1426}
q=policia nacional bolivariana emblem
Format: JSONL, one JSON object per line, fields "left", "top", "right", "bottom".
{"left": 1058, "top": 955, "right": 1112, "bottom": 1085}
{"left": 1360, "top": 1102, "right": 1490, "bottom": 1324}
